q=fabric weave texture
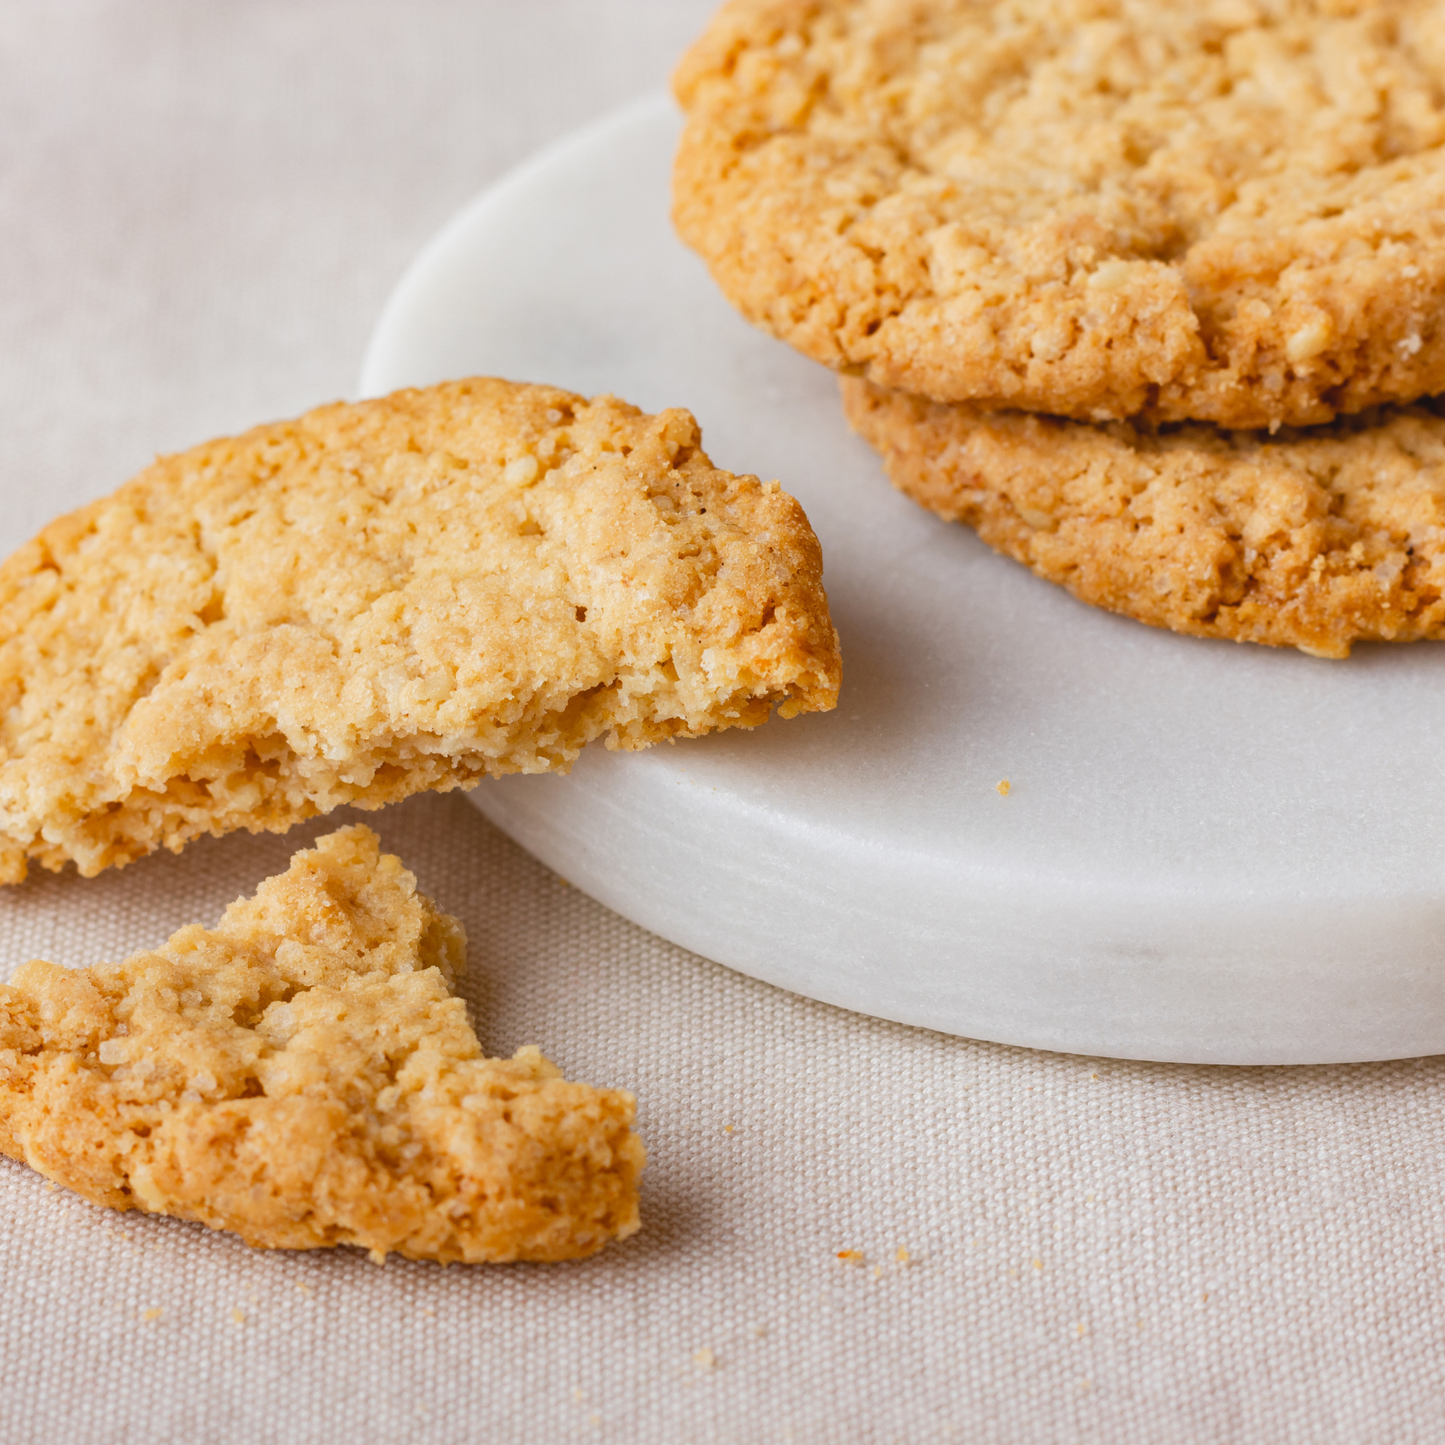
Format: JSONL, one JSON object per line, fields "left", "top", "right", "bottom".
{"left": 0, "top": 3, "right": 1440, "bottom": 1441}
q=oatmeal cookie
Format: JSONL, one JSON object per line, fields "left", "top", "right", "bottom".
{"left": 843, "top": 374, "right": 1445, "bottom": 657}
{"left": 0, "top": 825, "right": 644, "bottom": 1262}
{"left": 0, "top": 378, "right": 840, "bottom": 883}
{"left": 677, "top": 0, "right": 1445, "bottom": 428}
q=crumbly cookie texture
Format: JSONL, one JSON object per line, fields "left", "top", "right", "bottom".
{"left": 0, "top": 824, "right": 644, "bottom": 1262}
{"left": 843, "top": 375, "right": 1445, "bottom": 658}
{"left": 677, "top": 0, "right": 1445, "bottom": 428}
{"left": 0, "top": 378, "right": 840, "bottom": 884}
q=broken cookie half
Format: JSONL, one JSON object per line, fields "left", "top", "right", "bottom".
{"left": 0, "top": 824, "right": 644, "bottom": 1263}
{"left": 0, "top": 378, "right": 841, "bottom": 882}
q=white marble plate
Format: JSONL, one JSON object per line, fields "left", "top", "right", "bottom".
{"left": 362, "top": 96, "right": 1445, "bottom": 1065}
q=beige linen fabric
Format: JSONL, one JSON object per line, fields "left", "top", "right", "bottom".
{"left": 3, "top": 4, "right": 1445, "bottom": 1442}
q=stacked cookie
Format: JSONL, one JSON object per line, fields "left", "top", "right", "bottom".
{"left": 673, "top": 0, "right": 1445, "bottom": 657}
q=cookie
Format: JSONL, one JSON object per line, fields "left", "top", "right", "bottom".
{"left": 0, "top": 824, "right": 644, "bottom": 1262}
{"left": 676, "top": 0, "right": 1445, "bottom": 428}
{"left": 0, "top": 378, "right": 841, "bottom": 883}
{"left": 842, "top": 375, "right": 1445, "bottom": 657}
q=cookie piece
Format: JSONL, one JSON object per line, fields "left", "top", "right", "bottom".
{"left": 0, "top": 824, "right": 644, "bottom": 1262}
{"left": 0, "top": 378, "right": 841, "bottom": 883}
{"left": 843, "top": 375, "right": 1445, "bottom": 658}
{"left": 676, "top": 0, "right": 1445, "bottom": 428}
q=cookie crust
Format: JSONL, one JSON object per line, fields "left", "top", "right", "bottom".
{"left": 0, "top": 825, "right": 644, "bottom": 1262}
{"left": 677, "top": 0, "right": 1445, "bottom": 428}
{"left": 843, "top": 375, "right": 1445, "bottom": 657}
{"left": 0, "top": 379, "right": 840, "bottom": 883}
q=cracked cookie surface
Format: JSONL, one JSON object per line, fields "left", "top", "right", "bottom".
{"left": 677, "top": 0, "right": 1445, "bottom": 427}
{"left": 0, "top": 824, "right": 644, "bottom": 1262}
{"left": 0, "top": 378, "right": 840, "bottom": 883}
{"left": 844, "top": 375, "right": 1445, "bottom": 657}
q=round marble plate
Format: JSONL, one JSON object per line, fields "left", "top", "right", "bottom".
{"left": 362, "top": 96, "right": 1445, "bottom": 1065}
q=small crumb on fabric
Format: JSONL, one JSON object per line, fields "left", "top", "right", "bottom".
{"left": 836, "top": 1250, "right": 865, "bottom": 1266}
{"left": 230, "top": 1309, "right": 245, "bottom": 1326}
{"left": 692, "top": 1347, "right": 717, "bottom": 1370}
{"left": 722, "top": 1124, "right": 734, "bottom": 1134}
{"left": 996, "top": 778, "right": 1011, "bottom": 796}
{"left": 895, "top": 1247, "right": 911, "bottom": 1266}
{"left": 141, "top": 1309, "right": 162, "bottom": 1323}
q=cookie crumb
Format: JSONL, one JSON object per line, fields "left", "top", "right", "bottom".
{"left": 140, "top": 1309, "right": 162, "bottom": 1324}
{"left": 995, "top": 779, "right": 1011, "bottom": 797}
{"left": 230, "top": 1309, "right": 245, "bottom": 1326}
{"left": 895, "top": 1247, "right": 911, "bottom": 1266}
{"left": 692, "top": 1347, "right": 717, "bottom": 1370}
{"left": 836, "top": 1249, "right": 865, "bottom": 1266}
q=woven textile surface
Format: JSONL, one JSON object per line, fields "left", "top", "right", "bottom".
{"left": 2, "top": 4, "right": 1444, "bottom": 1442}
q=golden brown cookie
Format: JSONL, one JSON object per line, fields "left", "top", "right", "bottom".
{"left": 0, "top": 824, "right": 644, "bottom": 1262}
{"left": 843, "top": 375, "right": 1445, "bottom": 657}
{"left": 0, "top": 378, "right": 840, "bottom": 884}
{"left": 676, "top": 0, "right": 1445, "bottom": 428}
